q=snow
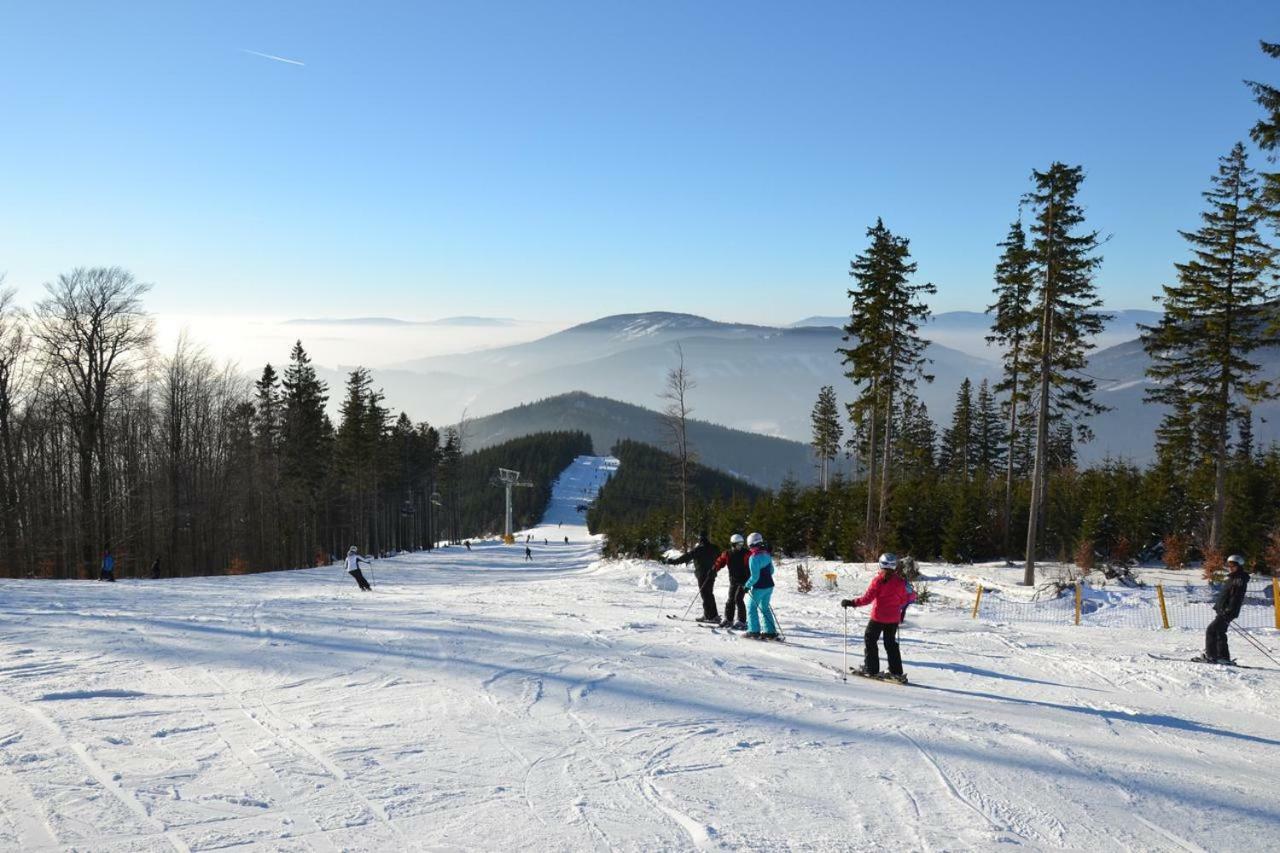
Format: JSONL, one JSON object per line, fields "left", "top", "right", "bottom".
{"left": 2, "top": 458, "right": 1280, "bottom": 850}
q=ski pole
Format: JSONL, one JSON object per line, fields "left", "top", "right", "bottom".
{"left": 767, "top": 602, "right": 784, "bottom": 639}
{"left": 1230, "top": 622, "right": 1280, "bottom": 667}
{"left": 842, "top": 607, "right": 849, "bottom": 682}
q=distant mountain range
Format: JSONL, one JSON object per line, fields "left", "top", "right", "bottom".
{"left": 790, "top": 309, "right": 1163, "bottom": 361}
{"left": 285, "top": 316, "right": 516, "bottom": 327}
{"left": 461, "top": 392, "right": 825, "bottom": 488}
{"left": 309, "top": 308, "right": 1280, "bottom": 473}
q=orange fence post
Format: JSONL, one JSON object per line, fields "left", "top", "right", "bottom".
{"left": 1074, "top": 581, "right": 1082, "bottom": 626}
{"left": 1156, "top": 583, "right": 1170, "bottom": 629}
{"left": 971, "top": 585, "right": 984, "bottom": 619}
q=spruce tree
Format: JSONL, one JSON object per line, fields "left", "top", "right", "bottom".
{"left": 810, "top": 385, "right": 843, "bottom": 491}
{"left": 973, "top": 379, "right": 1005, "bottom": 478}
{"left": 1021, "top": 164, "right": 1109, "bottom": 585}
{"left": 895, "top": 392, "right": 936, "bottom": 478}
{"left": 987, "top": 219, "right": 1037, "bottom": 553}
{"left": 1246, "top": 41, "right": 1280, "bottom": 230}
{"left": 281, "top": 341, "right": 332, "bottom": 565}
{"left": 1142, "top": 143, "right": 1278, "bottom": 552}
{"left": 939, "top": 379, "right": 975, "bottom": 479}
{"left": 838, "top": 218, "right": 935, "bottom": 544}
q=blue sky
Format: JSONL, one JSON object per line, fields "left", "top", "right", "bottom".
{"left": 1, "top": 1, "right": 1277, "bottom": 325}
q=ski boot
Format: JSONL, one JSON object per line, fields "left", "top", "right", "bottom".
{"left": 696, "top": 616, "right": 720, "bottom": 624}
{"left": 760, "top": 632, "right": 780, "bottom": 641}
{"left": 1190, "top": 654, "right": 1215, "bottom": 663}
{"left": 885, "top": 672, "right": 909, "bottom": 684}
{"left": 743, "top": 632, "right": 762, "bottom": 639}
{"left": 854, "top": 667, "right": 880, "bottom": 678}
{"left": 731, "top": 621, "right": 747, "bottom": 631}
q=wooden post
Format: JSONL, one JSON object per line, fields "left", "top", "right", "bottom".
{"left": 1156, "top": 583, "right": 1170, "bottom": 630}
{"left": 1273, "top": 577, "right": 1279, "bottom": 631}
{"left": 1074, "top": 581, "right": 1082, "bottom": 626}
{"left": 971, "top": 585, "right": 984, "bottom": 619}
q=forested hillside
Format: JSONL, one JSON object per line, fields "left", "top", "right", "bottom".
{"left": 449, "top": 431, "right": 593, "bottom": 538}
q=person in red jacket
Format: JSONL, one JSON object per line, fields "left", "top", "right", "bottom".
{"left": 841, "top": 553, "right": 917, "bottom": 682}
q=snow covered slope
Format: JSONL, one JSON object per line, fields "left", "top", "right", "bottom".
{"left": 1, "top": 461, "right": 1279, "bottom": 850}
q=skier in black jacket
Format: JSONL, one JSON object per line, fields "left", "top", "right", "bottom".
{"left": 1197, "top": 554, "right": 1250, "bottom": 664}
{"left": 713, "top": 533, "right": 750, "bottom": 629}
{"left": 667, "top": 531, "right": 720, "bottom": 623}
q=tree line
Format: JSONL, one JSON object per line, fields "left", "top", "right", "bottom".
{"left": 0, "top": 270, "right": 582, "bottom": 579}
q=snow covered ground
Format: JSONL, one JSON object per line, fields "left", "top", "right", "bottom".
{"left": 2, "top": 456, "right": 1280, "bottom": 851}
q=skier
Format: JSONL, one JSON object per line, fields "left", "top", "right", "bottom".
{"left": 464, "top": 540, "right": 472, "bottom": 552}
{"left": 742, "top": 532, "right": 777, "bottom": 639}
{"left": 842, "top": 553, "right": 917, "bottom": 682}
{"left": 524, "top": 545, "right": 533, "bottom": 562}
{"left": 345, "top": 546, "right": 373, "bottom": 591}
{"left": 564, "top": 536, "right": 569, "bottom": 544}
{"left": 712, "top": 533, "right": 750, "bottom": 629}
{"left": 100, "top": 549, "right": 116, "bottom": 582}
{"left": 667, "top": 531, "right": 720, "bottom": 623}
{"left": 150, "top": 556, "right": 161, "bottom": 579}
{"left": 1197, "top": 554, "right": 1250, "bottom": 664}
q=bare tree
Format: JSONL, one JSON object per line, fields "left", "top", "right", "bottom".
{"left": 660, "top": 344, "right": 697, "bottom": 545}
{"left": 0, "top": 281, "right": 32, "bottom": 572}
{"left": 33, "top": 267, "right": 152, "bottom": 576}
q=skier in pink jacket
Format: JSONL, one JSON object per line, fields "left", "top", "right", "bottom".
{"left": 842, "top": 553, "right": 917, "bottom": 682}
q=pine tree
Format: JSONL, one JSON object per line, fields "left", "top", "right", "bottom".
{"left": 987, "top": 219, "right": 1037, "bottom": 554}
{"left": 810, "top": 385, "right": 843, "bottom": 490}
{"left": 1142, "top": 143, "right": 1278, "bottom": 553}
{"left": 252, "top": 364, "right": 283, "bottom": 566}
{"left": 973, "top": 379, "right": 1005, "bottom": 478}
{"left": 1021, "top": 164, "right": 1109, "bottom": 585}
{"left": 1246, "top": 41, "right": 1280, "bottom": 231}
{"left": 336, "top": 367, "right": 388, "bottom": 551}
{"left": 939, "top": 379, "right": 975, "bottom": 479}
{"left": 838, "top": 218, "right": 935, "bottom": 545}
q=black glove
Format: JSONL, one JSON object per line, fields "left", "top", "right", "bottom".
{"left": 840, "top": 599, "right": 854, "bottom": 608}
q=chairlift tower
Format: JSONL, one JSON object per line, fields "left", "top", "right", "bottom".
{"left": 495, "top": 468, "right": 533, "bottom": 544}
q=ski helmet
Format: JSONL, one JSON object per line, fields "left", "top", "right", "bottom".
{"left": 729, "top": 533, "right": 746, "bottom": 546}
{"left": 348, "top": 545, "right": 358, "bottom": 555}
{"left": 747, "top": 532, "right": 764, "bottom": 548}
{"left": 878, "top": 552, "right": 899, "bottom": 570}
{"left": 1227, "top": 554, "right": 1246, "bottom": 567}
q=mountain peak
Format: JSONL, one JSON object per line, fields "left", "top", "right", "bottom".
{"left": 566, "top": 312, "right": 728, "bottom": 337}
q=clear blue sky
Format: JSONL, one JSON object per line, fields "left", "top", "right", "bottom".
{"left": 1, "top": 2, "right": 1276, "bottom": 323}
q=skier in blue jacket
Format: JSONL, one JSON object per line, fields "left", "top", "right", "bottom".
{"left": 743, "top": 532, "right": 778, "bottom": 640}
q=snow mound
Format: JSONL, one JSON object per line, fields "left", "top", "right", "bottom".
{"left": 638, "top": 569, "right": 678, "bottom": 592}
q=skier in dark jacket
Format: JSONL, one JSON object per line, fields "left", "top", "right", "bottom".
{"left": 1197, "top": 554, "right": 1250, "bottom": 664}
{"left": 668, "top": 531, "right": 720, "bottom": 622}
{"left": 713, "top": 533, "right": 750, "bottom": 629}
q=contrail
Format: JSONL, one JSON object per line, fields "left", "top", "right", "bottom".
{"left": 240, "top": 48, "right": 305, "bottom": 67}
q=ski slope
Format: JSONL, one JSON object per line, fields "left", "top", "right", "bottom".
{"left": 1, "top": 455, "right": 1279, "bottom": 850}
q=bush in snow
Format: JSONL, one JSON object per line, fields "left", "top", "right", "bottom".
{"left": 1074, "top": 540, "right": 1096, "bottom": 572}
{"left": 1263, "top": 529, "right": 1280, "bottom": 576}
{"left": 796, "top": 565, "right": 813, "bottom": 594}
{"left": 1202, "top": 549, "right": 1225, "bottom": 584}
{"left": 1162, "top": 533, "right": 1190, "bottom": 569}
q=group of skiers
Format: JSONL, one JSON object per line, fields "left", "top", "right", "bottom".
{"left": 668, "top": 533, "right": 919, "bottom": 682}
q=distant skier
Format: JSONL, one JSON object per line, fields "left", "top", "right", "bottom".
{"left": 1196, "top": 554, "right": 1250, "bottom": 664}
{"left": 564, "top": 536, "right": 569, "bottom": 544}
{"left": 150, "top": 556, "right": 161, "bottom": 579}
{"left": 668, "top": 531, "right": 720, "bottom": 623}
{"left": 464, "top": 540, "right": 472, "bottom": 552}
{"left": 842, "top": 553, "right": 917, "bottom": 682}
{"left": 100, "top": 549, "right": 116, "bottom": 582}
{"left": 524, "top": 545, "right": 533, "bottom": 562}
{"left": 713, "top": 533, "right": 750, "bottom": 629}
{"left": 345, "top": 546, "right": 373, "bottom": 591}
{"left": 742, "top": 532, "right": 777, "bottom": 639}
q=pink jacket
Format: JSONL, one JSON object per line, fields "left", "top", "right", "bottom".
{"left": 854, "top": 571, "right": 917, "bottom": 624}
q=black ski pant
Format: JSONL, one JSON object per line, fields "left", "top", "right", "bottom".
{"left": 724, "top": 577, "right": 747, "bottom": 624}
{"left": 864, "top": 619, "right": 903, "bottom": 676}
{"left": 695, "top": 566, "right": 719, "bottom": 620}
{"left": 349, "top": 568, "right": 372, "bottom": 591}
{"left": 100, "top": 570, "right": 115, "bottom": 582}
{"left": 1205, "top": 612, "right": 1233, "bottom": 661}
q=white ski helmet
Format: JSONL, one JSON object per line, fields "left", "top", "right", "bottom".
{"left": 878, "top": 552, "right": 899, "bottom": 570}
{"left": 730, "top": 533, "right": 746, "bottom": 546}
{"left": 348, "top": 545, "right": 358, "bottom": 555}
{"left": 747, "top": 532, "right": 764, "bottom": 548}
{"left": 1226, "top": 554, "right": 1246, "bottom": 567}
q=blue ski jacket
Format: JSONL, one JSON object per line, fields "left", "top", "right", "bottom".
{"left": 745, "top": 547, "right": 775, "bottom": 591}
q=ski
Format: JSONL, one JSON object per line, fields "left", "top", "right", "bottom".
{"left": 816, "top": 661, "right": 911, "bottom": 684}
{"left": 1147, "top": 653, "right": 1268, "bottom": 671}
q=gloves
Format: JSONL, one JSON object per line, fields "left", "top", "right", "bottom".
{"left": 840, "top": 599, "right": 855, "bottom": 608}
